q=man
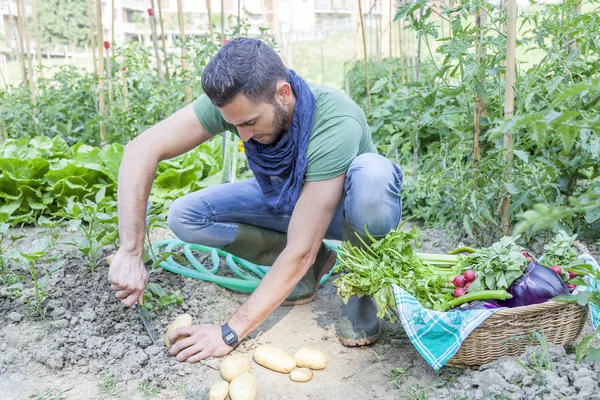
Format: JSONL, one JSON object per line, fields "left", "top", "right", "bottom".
{"left": 109, "top": 37, "right": 402, "bottom": 362}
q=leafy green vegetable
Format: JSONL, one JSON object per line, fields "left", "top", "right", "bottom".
{"left": 541, "top": 231, "right": 580, "bottom": 267}
{"left": 461, "top": 236, "right": 528, "bottom": 293}
{"left": 335, "top": 225, "right": 462, "bottom": 319}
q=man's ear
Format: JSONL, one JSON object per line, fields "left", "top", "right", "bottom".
{"left": 275, "top": 80, "right": 292, "bottom": 106}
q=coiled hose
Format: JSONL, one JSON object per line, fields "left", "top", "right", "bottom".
{"left": 150, "top": 238, "right": 338, "bottom": 293}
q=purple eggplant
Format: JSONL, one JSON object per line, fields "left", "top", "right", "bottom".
{"left": 456, "top": 299, "right": 502, "bottom": 311}
{"left": 500, "top": 262, "right": 568, "bottom": 308}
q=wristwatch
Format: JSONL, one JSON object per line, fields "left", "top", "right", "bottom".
{"left": 221, "top": 323, "right": 239, "bottom": 347}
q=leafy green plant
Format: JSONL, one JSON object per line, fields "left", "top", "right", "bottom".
{"left": 142, "top": 282, "right": 185, "bottom": 310}
{"left": 63, "top": 188, "right": 118, "bottom": 270}
{"left": 7, "top": 239, "right": 65, "bottom": 318}
{"left": 0, "top": 212, "right": 25, "bottom": 284}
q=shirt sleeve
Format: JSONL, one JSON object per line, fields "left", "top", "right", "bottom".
{"left": 192, "top": 94, "right": 238, "bottom": 135}
{"left": 304, "top": 116, "right": 363, "bottom": 182}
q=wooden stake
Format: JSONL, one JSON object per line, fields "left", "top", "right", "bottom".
{"left": 473, "top": 7, "right": 487, "bottom": 173}
{"left": 105, "top": 41, "right": 113, "bottom": 106}
{"left": 20, "top": 0, "right": 36, "bottom": 114}
{"left": 148, "top": 4, "right": 164, "bottom": 84}
{"left": 206, "top": 0, "right": 214, "bottom": 43}
{"left": 121, "top": 66, "right": 129, "bottom": 110}
{"left": 388, "top": 0, "right": 393, "bottom": 94}
{"left": 96, "top": 0, "right": 106, "bottom": 141}
{"left": 13, "top": 0, "right": 27, "bottom": 85}
{"left": 31, "top": 0, "right": 44, "bottom": 79}
{"left": 111, "top": 0, "right": 115, "bottom": 45}
{"left": 501, "top": 0, "right": 517, "bottom": 236}
{"left": 87, "top": 0, "right": 98, "bottom": 74}
{"left": 220, "top": 0, "right": 225, "bottom": 42}
{"left": 412, "top": 6, "right": 423, "bottom": 181}
{"left": 156, "top": 0, "right": 170, "bottom": 77}
{"left": 176, "top": 0, "right": 192, "bottom": 102}
{"left": 358, "top": 0, "right": 371, "bottom": 114}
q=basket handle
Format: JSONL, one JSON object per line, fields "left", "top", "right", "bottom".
{"left": 573, "top": 240, "right": 590, "bottom": 254}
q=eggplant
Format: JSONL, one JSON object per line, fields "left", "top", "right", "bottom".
{"left": 500, "top": 262, "right": 568, "bottom": 308}
{"left": 456, "top": 299, "right": 502, "bottom": 311}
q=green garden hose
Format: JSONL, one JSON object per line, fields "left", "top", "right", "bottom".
{"left": 150, "top": 239, "right": 338, "bottom": 293}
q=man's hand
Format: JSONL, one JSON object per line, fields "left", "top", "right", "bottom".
{"left": 108, "top": 250, "right": 148, "bottom": 307}
{"left": 168, "top": 324, "right": 233, "bottom": 362}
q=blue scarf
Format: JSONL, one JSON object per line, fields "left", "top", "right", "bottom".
{"left": 243, "top": 70, "right": 316, "bottom": 210}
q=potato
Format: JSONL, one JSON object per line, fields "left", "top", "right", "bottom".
{"left": 289, "top": 367, "right": 313, "bottom": 383}
{"left": 293, "top": 348, "right": 327, "bottom": 370}
{"left": 253, "top": 345, "right": 296, "bottom": 373}
{"left": 229, "top": 372, "right": 257, "bottom": 400}
{"left": 106, "top": 253, "right": 115, "bottom": 265}
{"left": 164, "top": 313, "right": 193, "bottom": 349}
{"left": 208, "top": 380, "right": 229, "bottom": 400}
{"left": 220, "top": 353, "right": 251, "bottom": 382}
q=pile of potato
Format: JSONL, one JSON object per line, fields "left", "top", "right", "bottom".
{"left": 209, "top": 345, "right": 328, "bottom": 400}
{"left": 163, "top": 315, "right": 328, "bottom": 399}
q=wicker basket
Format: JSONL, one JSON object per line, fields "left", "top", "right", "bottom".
{"left": 448, "top": 301, "right": 589, "bottom": 366}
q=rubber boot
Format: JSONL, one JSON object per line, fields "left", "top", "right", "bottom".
{"left": 338, "top": 219, "right": 384, "bottom": 346}
{"left": 221, "top": 223, "right": 336, "bottom": 306}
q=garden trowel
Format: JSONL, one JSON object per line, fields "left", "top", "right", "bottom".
{"left": 134, "top": 303, "right": 159, "bottom": 345}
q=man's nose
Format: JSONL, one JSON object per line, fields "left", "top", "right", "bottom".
{"left": 238, "top": 127, "right": 254, "bottom": 142}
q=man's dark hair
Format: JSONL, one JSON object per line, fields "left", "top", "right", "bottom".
{"left": 201, "top": 37, "right": 289, "bottom": 107}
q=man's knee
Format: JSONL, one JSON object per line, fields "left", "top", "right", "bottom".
{"left": 167, "top": 194, "right": 212, "bottom": 243}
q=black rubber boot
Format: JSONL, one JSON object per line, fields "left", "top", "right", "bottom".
{"left": 338, "top": 219, "right": 384, "bottom": 346}
{"left": 281, "top": 242, "right": 337, "bottom": 306}
{"left": 221, "top": 224, "right": 336, "bottom": 306}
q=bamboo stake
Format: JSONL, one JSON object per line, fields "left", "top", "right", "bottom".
{"left": 121, "top": 66, "right": 129, "bottom": 110}
{"left": 148, "top": 4, "right": 164, "bottom": 84}
{"left": 501, "top": 0, "right": 517, "bottom": 236}
{"left": 105, "top": 41, "right": 113, "bottom": 106}
{"left": 358, "top": 0, "right": 371, "bottom": 114}
{"left": 176, "top": 0, "right": 192, "bottom": 102}
{"left": 388, "top": 0, "right": 393, "bottom": 94}
{"left": 96, "top": 0, "right": 106, "bottom": 141}
{"left": 111, "top": 0, "right": 115, "bottom": 45}
{"left": 156, "top": 0, "right": 170, "bottom": 77}
{"left": 413, "top": 6, "right": 423, "bottom": 181}
{"left": 31, "top": 0, "right": 43, "bottom": 79}
{"left": 87, "top": 0, "right": 98, "bottom": 74}
{"left": 13, "top": 0, "right": 27, "bottom": 85}
{"left": 399, "top": 1, "right": 405, "bottom": 83}
{"left": 220, "top": 0, "right": 225, "bottom": 42}
{"left": 206, "top": 0, "right": 214, "bottom": 43}
{"left": 473, "top": 7, "right": 487, "bottom": 173}
{"left": 20, "top": 0, "right": 36, "bottom": 114}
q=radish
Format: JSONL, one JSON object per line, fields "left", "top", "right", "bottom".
{"left": 568, "top": 271, "right": 577, "bottom": 280}
{"left": 465, "top": 282, "right": 472, "bottom": 290}
{"left": 567, "top": 283, "right": 576, "bottom": 292}
{"left": 550, "top": 265, "right": 562, "bottom": 275}
{"left": 463, "top": 270, "right": 476, "bottom": 283}
{"left": 453, "top": 275, "right": 466, "bottom": 287}
{"left": 454, "top": 287, "right": 467, "bottom": 298}
{"left": 521, "top": 250, "right": 535, "bottom": 262}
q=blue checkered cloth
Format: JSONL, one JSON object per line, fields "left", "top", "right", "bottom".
{"left": 579, "top": 254, "right": 600, "bottom": 338}
{"left": 392, "top": 284, "right": 499, "bottom": 371}
{"left": 392, "top": 253, "right": 600, "bottom": 371}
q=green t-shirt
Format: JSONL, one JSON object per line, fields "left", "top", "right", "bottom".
{"left": 192, "top": 83, "right": 377, "bottom": 181}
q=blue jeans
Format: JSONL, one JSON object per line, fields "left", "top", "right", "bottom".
{"left": 167, "top": 153, "right": 403, "bottom": 246}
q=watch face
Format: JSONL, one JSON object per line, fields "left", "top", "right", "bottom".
{"left": 225, "top": 332, "right": 235, "bottom": 342}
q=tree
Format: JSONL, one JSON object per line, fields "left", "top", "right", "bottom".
{"left": 38, "top": 0, "right": 90, "bottom": 51}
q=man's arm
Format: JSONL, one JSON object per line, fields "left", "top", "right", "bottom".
{"left": 168, "top": 174, "right": 345, "bottom": 362}
{"left": 109, "top": 104, "right": 214, "bottom": 307}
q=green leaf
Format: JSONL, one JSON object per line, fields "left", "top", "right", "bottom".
{"left": 146, "top": 283, "right": 165, "bottom": 298}
{"left": 371, "top": 78, "right": 389, "bottom": 95}
{"left": 583, "top": 348, "right": 600, "bottom": 362}
{"left": 576, "top": 335, "right": 595, "bottom": 363}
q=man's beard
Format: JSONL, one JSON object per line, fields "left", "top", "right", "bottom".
{"left": 252, "top": 103, "right": 289, "bottom": 145}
